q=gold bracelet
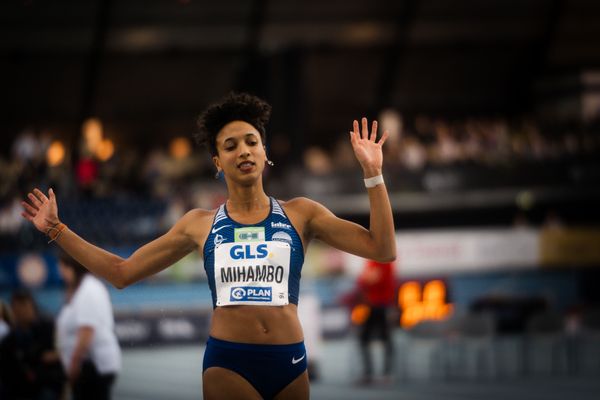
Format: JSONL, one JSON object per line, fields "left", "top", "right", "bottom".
{"left": 47, "top": 223, "right": 66, "bottom": 244}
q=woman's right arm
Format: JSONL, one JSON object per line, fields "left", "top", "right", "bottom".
{"left": 22, "top": 188, "right": 200, "bottom": 289}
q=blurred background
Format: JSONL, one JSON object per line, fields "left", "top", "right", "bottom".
{"left": 1, "top": 0, "right": 600, "bottom": 399}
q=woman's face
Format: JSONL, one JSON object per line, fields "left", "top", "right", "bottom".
{"left": 213, "top": 121, "right": 267, "bottom": 185}
{"left": 58, "top": 262, "right": 75, "bottom": 286}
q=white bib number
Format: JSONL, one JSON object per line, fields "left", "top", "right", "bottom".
{"left": 214, "top": 241, "right": 291, "bottom": 306}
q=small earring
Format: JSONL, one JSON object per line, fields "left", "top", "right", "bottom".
{"left": 214, "top": 170, "right": 221, "bottom": 179}
{"left": 266, "top": 159, "right": 274, "bottom": 166}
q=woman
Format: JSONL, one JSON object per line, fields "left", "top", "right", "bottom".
{"left": 21, "top": 92, "right": 396, "bottom": 399}
{"left": 56, "top": 252, "right": 121, "bottom": 400}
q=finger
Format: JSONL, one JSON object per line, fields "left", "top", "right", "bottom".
{"left": 370, "top": 120, "right": 378, "bottom": 142}
{"left": 21, "top": 201, "right": 38, "bottom": 215}
{"left": 28, "top": 193, "right": 42, "bottom": 207}
{"left": 21, "top": 212, "right": 34, "bottom": 221}
{"left": 49, "top": 188, "right": 56, "bottom": 203}
{"left": 33, "top": 188, "right": 49, "bottom": 203}
{"left": 353, "top": 120, "right": 359, "bottom": 137}
{"left": 378, "top": 130, "right": 390, "bottom": 146}
{"left": 21, "top": 201, "right": 38, "bottom": 218}
{"left": 361, "top": 117, "right": 368, "bottom": 139}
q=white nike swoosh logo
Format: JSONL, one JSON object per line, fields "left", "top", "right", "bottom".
{"left": 211, "top": 225, "right": 231, "bottom": 234}
{"left": 292, "top": 354, "right": 305, "bottom": 364}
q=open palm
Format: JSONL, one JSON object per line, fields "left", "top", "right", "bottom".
{"left": 21, "top": 188, "right": 60, "bottom": 234}
{"left": 350, "top": 117, "right": 389, "bottom": 173}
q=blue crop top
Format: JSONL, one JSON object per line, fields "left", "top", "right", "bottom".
{"left": 203, "top": 197, "right": 305, "bottom": 308}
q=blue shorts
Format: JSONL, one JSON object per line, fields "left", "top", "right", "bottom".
{"left": 203, "top": 336, "right": 308, "bottom": 399}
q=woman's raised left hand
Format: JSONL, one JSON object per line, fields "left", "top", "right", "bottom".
{"left": 349, "top": 117, "right": 389, "bottom": 177}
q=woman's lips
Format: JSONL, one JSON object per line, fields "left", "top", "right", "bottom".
{"left": 237, "top": 161, "right": 255, "bottom": 172}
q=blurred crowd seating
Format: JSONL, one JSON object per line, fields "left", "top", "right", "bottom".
{"left": 1, "top": 115, "right": 599, "bottom": 251}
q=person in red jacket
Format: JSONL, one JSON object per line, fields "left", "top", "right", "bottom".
{"left": 356, "top": 259, "right": 396, "bottom": 384}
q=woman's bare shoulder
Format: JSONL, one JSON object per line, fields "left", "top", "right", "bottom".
{"left": 278, "top": 197, "right": 318, "bottom": 210}
{"left": 175, "top": 207, "right": 221, "bottom": 248}
{"left": 176, "top": 207, "right": 219, "bottom": 231}
{"left": 182, "top": 208, "right": 218, "bottom": 222}
{"left": 279, "top": 196, "right": 328, "bottom": 215}
{"left": 184, "top": 207, "right": 218, "bottom": 219}
{"left": 278, "top": 197, "right": 326, "bottom": 223}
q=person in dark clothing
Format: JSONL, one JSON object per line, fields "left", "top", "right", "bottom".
{"left": 0, "top": 289, "right": 65, "bottom": 400}
{"left": 356, "top": 260, "right": 396, "bottom": 384}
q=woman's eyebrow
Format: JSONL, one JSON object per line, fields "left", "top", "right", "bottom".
{"left": 221, "top": 132, "right": 257, "bottom": 145}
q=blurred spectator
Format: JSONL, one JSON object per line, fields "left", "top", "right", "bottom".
{"left": 75, "top": 154, "right": 99, "bottom": 197}
{"left": 11, "top": 128, "right": 50, "bottom": 198}
{"left": 111, "top": 149, "right": 143, "bottom": 193}
{"left": 0, "top": 156, "right": 21, "bottom": 199}
{"left": 0, "top": 289, "right": 65, "bottom": 400}
{"left": 0, "top": 300, "right": 13, "bottom": 342}
{"left": 142, "top": 144, "right": 206, "bottom": 199}
{"left": 355, "top": 260, "right": 396, "bottom": 385}
{"left": 12, "top": 128, "right": 42, "bottom": 165}
{"left": 56, "top": 252, "right": 121, "bottom": 400}
{"left": 414, "top": 114, "right": 436, "bottom": 148}
{"left": 398, "top": 136, "right": 427, "bottom": 170}
{"left": 331, "top": 136, "right": 357, "bottom": 171}
{"left": 431, "top": 120, "right": 462, "bottom": 165}
{"left": 463, "top": 118, "right": 485, "bottom": 163}
{"left": 543, "top": 209, "right": 564, "bottom": 230}
{"left": 160, "top": 193, "right": 190, "bottom": 231}
{"left": 142, "top": 148, "right": 171, "bottom": 197}
{"left": 513, "top": 211, "right": 532, "bottom": 228}
{"left": 0, "top": 196, "right": 24, "bottom": 234}
{"left": 525, "top": 120, "right": 550, "bottom": 160}
{"left": 46, "top": 162, "right": 75, "bottom": 199}
{"left": 378, "top": 108, "right": 404, "bottom": 164}
{"left": 303, "top": 146, "right": 333, "bottom": 175}
{"left": 562, "top": 132, "right": 580, "bottom": 156}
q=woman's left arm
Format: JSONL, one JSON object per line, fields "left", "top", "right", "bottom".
{"left": 305, "top": 118, "right": 396, "bottom": 262}
{"left": 68, "top": 326, "right": 94, "bottom": 382}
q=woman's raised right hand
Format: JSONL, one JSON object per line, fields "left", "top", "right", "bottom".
{"left": 21, "top": 188, "right": 60, "bottom": 234}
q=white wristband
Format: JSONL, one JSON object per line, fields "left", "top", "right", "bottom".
{"left": 364, "top": 174, "right": 384, "bottom": 188}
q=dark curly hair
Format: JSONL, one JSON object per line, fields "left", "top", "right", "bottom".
{"left": 195, "top": 92, "right": 272, "bottom": 156}
{"left": 58, "top": 250, "right": 88, "bottom": 287}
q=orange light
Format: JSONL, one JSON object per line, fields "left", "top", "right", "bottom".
{"left": 351, "top": 304, "right": 371, "bottom": 325}
{"left": 402, "top": 303, "right": 424, "bottom": 329}
{"left": 398, "top": 280, "right": 453, "bottom": 328}
{"left": 398, "top": 281, "right": 421, "bottom": 309}
{"left": 423, "top": 280, "right": 445, "bottom": 304}
{"left": 46, "top": 140, "right": 66, "bottom": 167}
{"left": 83, "top": 117, "right": 103, "bottom": 153}
{"left": 170, "top": 137, "right": 191, "bottom": 160}
{"left": 95, "top": 139, "right": 114, "bottom": 161}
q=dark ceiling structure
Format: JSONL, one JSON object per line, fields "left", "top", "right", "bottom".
{"left": 2, "top": 0, "right": 600, "bottom": 151}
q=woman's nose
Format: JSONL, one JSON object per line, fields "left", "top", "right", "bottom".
{"left": 238, "top": 144, "right": 251, "bottom": 157}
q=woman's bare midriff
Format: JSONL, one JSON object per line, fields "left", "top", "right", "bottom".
{"left": 209, "top": 304, "right": 304, "bottom": 344}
